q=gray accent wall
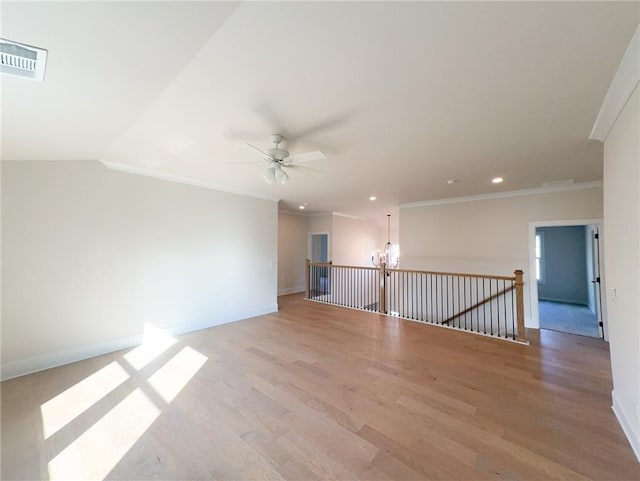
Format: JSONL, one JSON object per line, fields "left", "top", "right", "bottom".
{"left": 537, "top": 226, "right": 589, "bottom": 305}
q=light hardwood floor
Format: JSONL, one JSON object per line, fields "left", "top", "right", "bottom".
{"left": 2, "top": 293, "right": 639, "bottom": 480}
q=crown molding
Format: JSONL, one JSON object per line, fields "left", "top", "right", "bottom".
{"left": 278, "top": 209, "right": 309, "bottom": 217}
{"left": 100, "top": 160, "right": 279, "bottom": 202}
{"left": 590, "top": 25, "right": 640, "bottom": 142}
{"left": 332, "top": 211, "right": 369, "bottom": 221}
{"left": 400, "top": 180, "right": 603, "bottom": 209}
{"left": 290, "top": 211, "right": 370, "bottom": 221}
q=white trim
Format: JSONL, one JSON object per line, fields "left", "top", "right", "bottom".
{"left": 332, "top": 212, "right": 369, "bottom": 221}
{"left": 590, "top": 25, "right": 640, "bottom": 142}
{"left": 303, "top": 212, "right": 369, "bottom": 221}
{"left": 308, "top": 231, "right": 331, "bottom": 262}
{"left": 535, "top": 230, "right": 546, "bottom": 284}
{"left": 400, "top": 181, "right": 602, "bottom": 209}
{"left": 0, "top": 304, "right": 278, "bottom": 381}
{"left": 278, "top": 210, "right": 309, "bottom": 217}
{"left": 528, "top": 219, "right": 605, "bottom": 334}
{"left": 307, "top": 212, "right": 333, "bottom": 217}
{"left": 612, "top": 390, "right": 640, "bottom": 462}
{"left": 278, "top": 286, "right": 305, "bottom": 296}
{"left": 100, "top": 160, "right": 279, "bottom": 202}
{"left": 537, "top": 296, "right": 590, "bottom": 306}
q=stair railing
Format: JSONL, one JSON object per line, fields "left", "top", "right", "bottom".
{"left": 304, "top": 259, "right": 528, "bottom": 344}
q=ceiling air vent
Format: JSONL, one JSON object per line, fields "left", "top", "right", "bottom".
{"left": 0, "top": 38, "right": 47, "bottom": 81}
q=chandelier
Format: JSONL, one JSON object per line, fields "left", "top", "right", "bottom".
{"left": 372, "top": 214, "right": 399, "bottom": 268}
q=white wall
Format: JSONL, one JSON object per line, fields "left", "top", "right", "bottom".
{"left": 400, "top": 186, "right": 603, "bottom": 327}
{"left": 277, "top": 212, "right": 308, "bottom": 295}
{"left": 1, "top": 160, "right": 278, "bottom": 380}
{"left": 603, "top": 84, "right": 640, "bottom": 461}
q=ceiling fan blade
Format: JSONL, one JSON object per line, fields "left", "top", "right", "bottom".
{"left": 286, "top": 151, "right": 326, "bottom": 164}
{"left": 285, "top": 164, "right": 326, "bottom": 174}
{"left": 246, "top": 143, "right": 274, "bottom": 160}
{"left": 218, "top": 160, "right": 267, "bottom": 165}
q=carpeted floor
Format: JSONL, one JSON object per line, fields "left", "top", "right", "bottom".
{"left": 539, "top": 300, "right": 600, "bottom": 338}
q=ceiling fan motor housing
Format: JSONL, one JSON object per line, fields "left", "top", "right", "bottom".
{"left": 268, "top": 147, "right": 289, "bottom": 161}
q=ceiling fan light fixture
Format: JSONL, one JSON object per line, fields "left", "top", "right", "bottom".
{"left": 264, "top": 167, "right": 276, "bottom": 184}
{"left": 276, "top": 168, "right": 289, "bottom": 184}
{"left": 248, "top": 134, "right": 326, "bottom": 185}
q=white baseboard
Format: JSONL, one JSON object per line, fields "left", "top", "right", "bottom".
{"left": 0, "top": 304, "right": 278, "bottom": 382}
{"left": 539, "top": 296, "right": 588, "bottom": 306}
{"left": 0, "top": 334, "right": 143, "bottom": 382}
{"left": 278, "top": 286, "right": 305, "bottom": 296}
{"left": 524, "top": 315, "right": 538, "bottom": 329}
{"left": 612, "top": 390, "right": 640, "bottom": 462}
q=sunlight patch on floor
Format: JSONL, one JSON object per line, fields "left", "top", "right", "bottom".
{"left": 147, "top": 346, "right": 208, "bottom": 403}
{"left": 123, "top": 322, "right": 178, "bottom": 370}
{"left": 41, "top": 361, "right": 129, "bottom": 439}
{"left": 47, "top": 388, "right": 160, "bottom": 481}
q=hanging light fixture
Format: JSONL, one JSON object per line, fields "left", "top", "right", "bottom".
{"left": 264, "top": 167, "right": 276, "bottom": 184}
{"left": 372, "top": 214, "right": 399, "bottom": 268}
{"left": 263, "top": 164, "right": 289, "bottom": 185}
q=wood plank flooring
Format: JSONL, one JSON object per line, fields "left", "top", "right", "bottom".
{"left": 2, "top": 293, "right": 639, "bottom": 480}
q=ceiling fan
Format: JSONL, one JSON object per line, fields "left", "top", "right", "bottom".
{"left": 244, "top": 134, "right": 326, "bottom": 184}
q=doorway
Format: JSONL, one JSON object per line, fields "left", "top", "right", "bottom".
{"left": 530, "top": 221, "right": 604, "bottom": 338}
{"left": 309, "top": 232, "right": 329, "bottom": 295}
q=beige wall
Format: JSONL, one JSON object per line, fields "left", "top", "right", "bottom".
{"left": 1, "top": 161, "right": 278, "bottom": 380}
{"left": 306, "top": 213, "right": 382, "bottom": 267}
{"left": 332, "top": 215, "right": 382, "bottom": 267}
{"left": 277, "top": 212, "right": 309, "bottom": 295}
{"left": 603, "top": 84, "right": 640, "bottom": 459}
{"left": 400, "top": 186, "right": 603, "bottom": 326}
{"left": 308, "top": 213, "right": 333, "bottom": 258}
{"left": 278, "top": 213, "right": 382, "bottom": 294}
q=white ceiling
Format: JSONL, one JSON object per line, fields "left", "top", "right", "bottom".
{"left": 2, "top": 1, "right": 639, "bottom": 220}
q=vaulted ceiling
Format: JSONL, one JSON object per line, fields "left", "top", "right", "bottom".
{"left": 2, "top": 1, "right": 639, "bottom": 219}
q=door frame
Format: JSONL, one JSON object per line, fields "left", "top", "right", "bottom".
{"left": 528, "top": 219, "right": 607, "bottom": 339}
{"left": 308, "top": 232, "right": 330, "bottom": 263}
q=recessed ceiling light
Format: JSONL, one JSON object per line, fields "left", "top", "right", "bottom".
{"left": 299, "top": 205, "right": 305, "bottom": 210}
{"left": 369, "top": 196, "right": 377, "bottom": 201}
{"left": 447, "top": 179, "right": 458, "bottom": 185}
{"left": 492, "top": 177, "right": 504, "bottom": 184}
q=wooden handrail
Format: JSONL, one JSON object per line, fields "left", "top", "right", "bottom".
{"left": 304, "top": 258, "right": 310, "bottom": 299}
{"left": 304, "top": 261, "right": 528, "bottom": 344}
{"left": 386, "top": 268, "right": 516, "bottom": 281}
{"left": 441, "top": 285, "right": 515, "bottom": 324}
{"left": 307, "top": 262, "right": 516, "bottom": 281}
{"left": 308, "top": 262, "right": 379, "bottom": 271}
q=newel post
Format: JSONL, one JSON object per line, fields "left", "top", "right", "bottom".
{"left": 379, "top": 262, "right": 387, "bottom": 314}
{"left": 305, "top": 259, "right": 311, "bottom": 299}
{"left": 514, "top": 269, "right": 527, "bottom": 343}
